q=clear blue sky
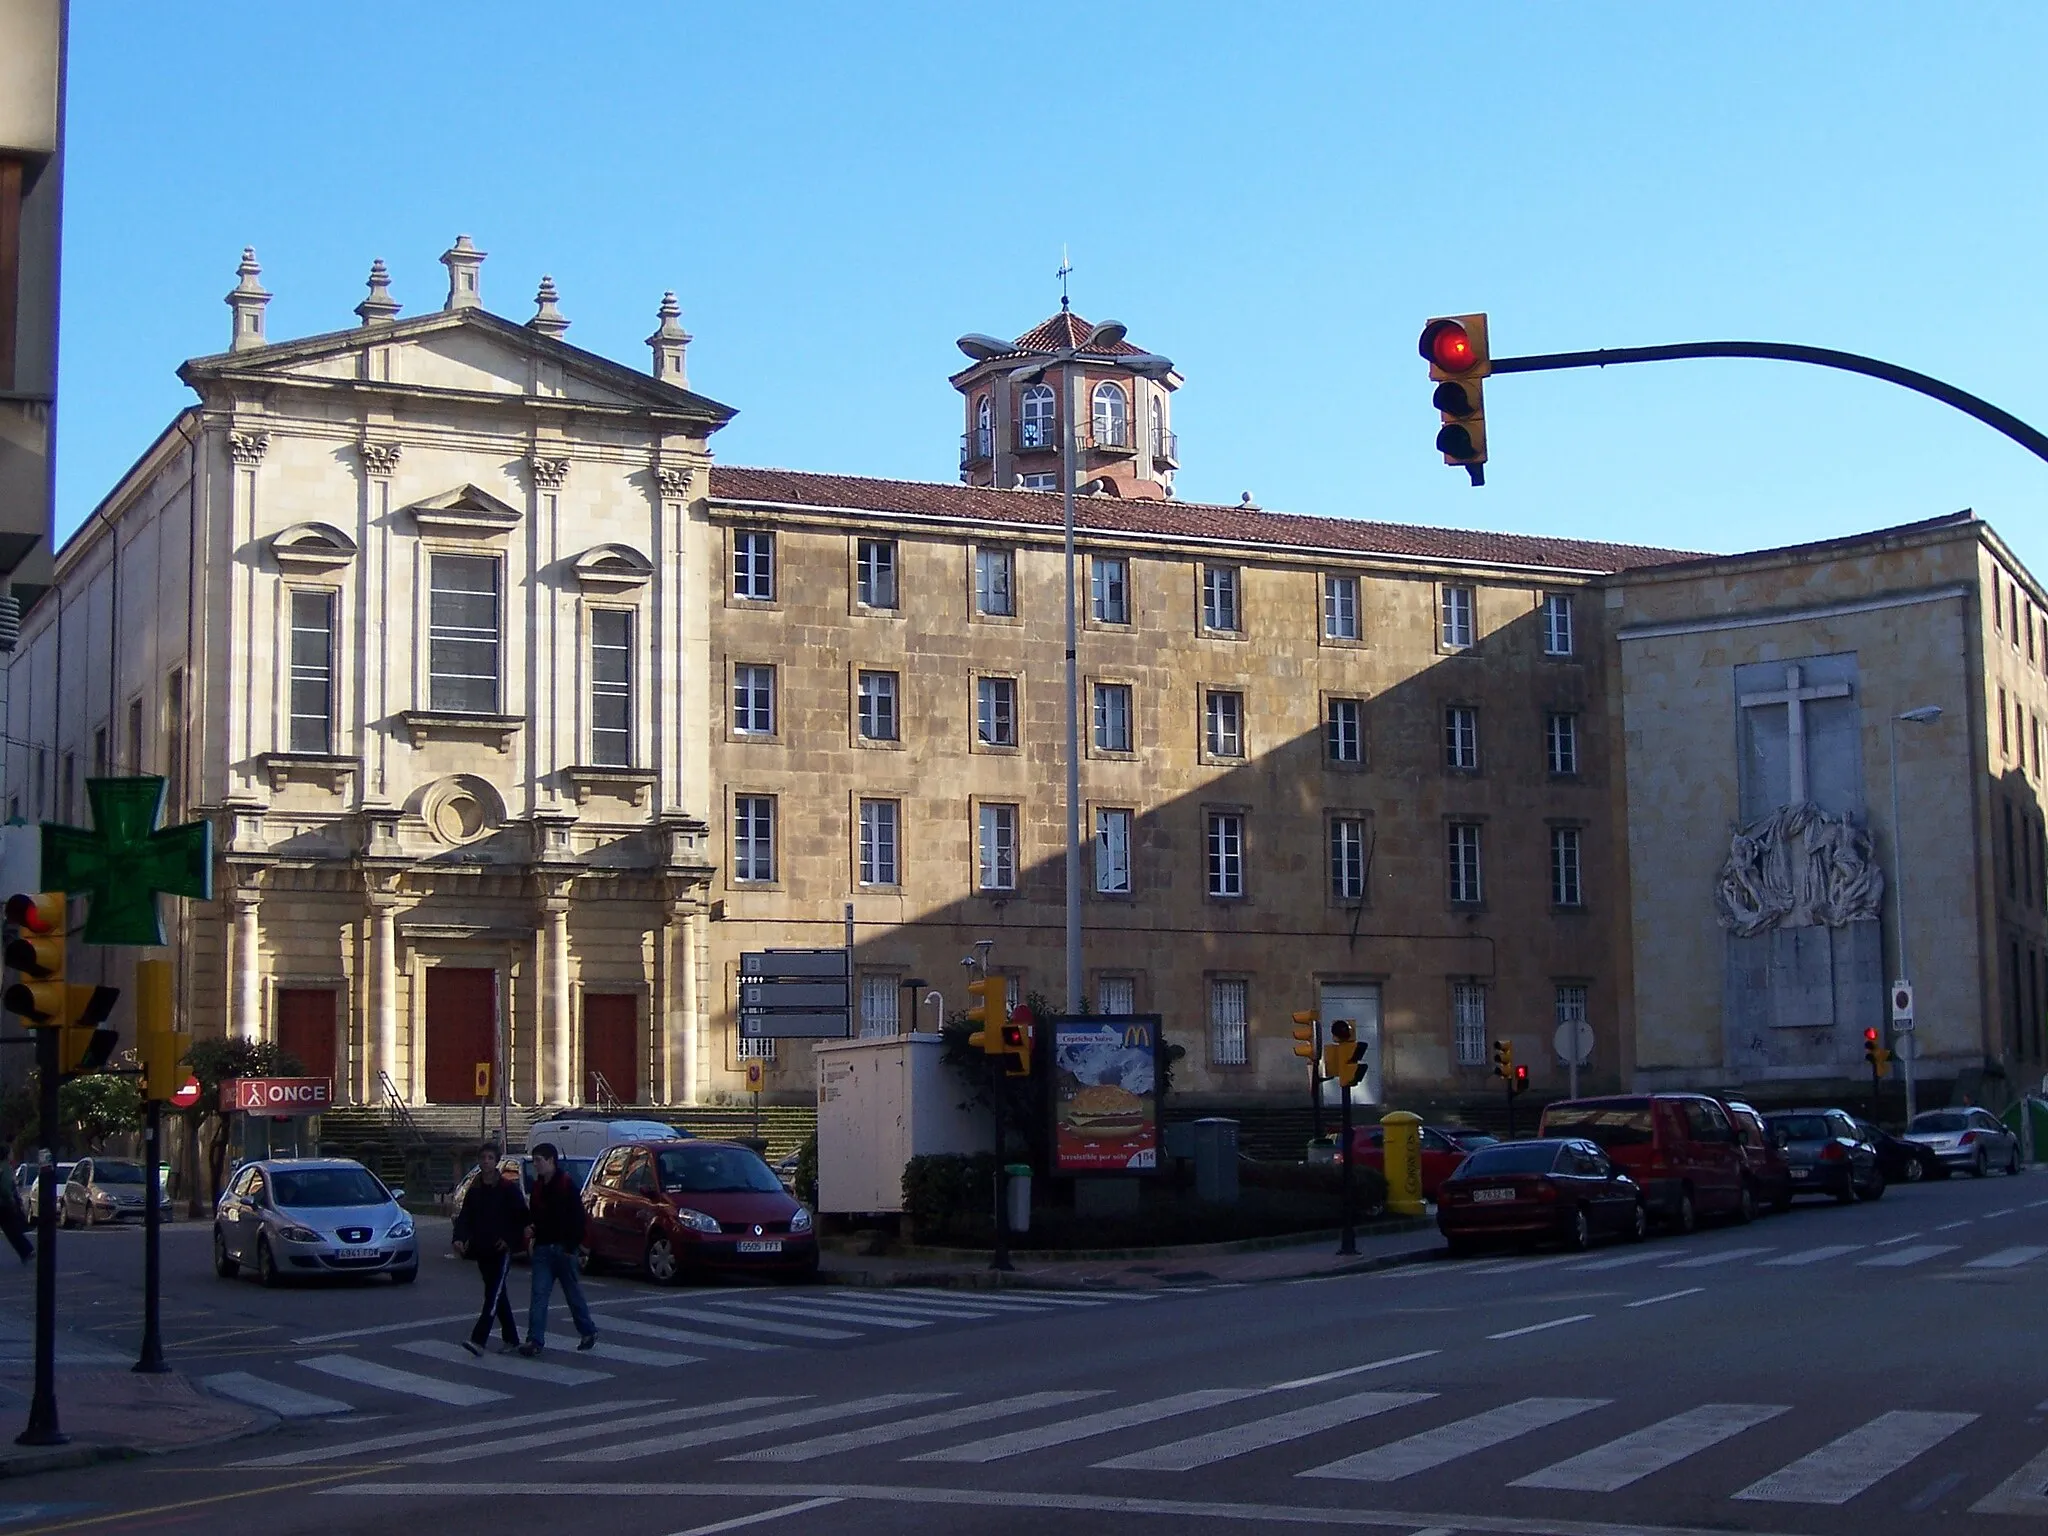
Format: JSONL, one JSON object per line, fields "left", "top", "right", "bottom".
{"left": 53, "top": 3, "right": 2048, "bottom": 571}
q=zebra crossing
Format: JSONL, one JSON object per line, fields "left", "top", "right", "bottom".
{"left": 228, "top": 1372, "right": 2048, "bottom": 1515}
{"left": 1439, "top": 1230, "right": 2048, "bottom": 1279}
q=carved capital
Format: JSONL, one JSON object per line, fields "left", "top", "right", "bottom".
{"left": 654, "top": 465, "right": 691, "bottom": 500}
{"left": 528, "top": 455, "right": 571, "bottom": 491}
{"left": 229, "top": 430, "right": 270, "bottom": 466}
{"left": 359, "top": 441, "right": 403, "bottom": 477}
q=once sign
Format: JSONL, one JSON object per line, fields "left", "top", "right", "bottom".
{"left": 221, "top": 1077, "right": 332, "bottom": 1115}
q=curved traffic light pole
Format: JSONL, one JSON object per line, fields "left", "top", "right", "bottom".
{"left": 1488, "top": 341, "right": 2048, "bottom": 466}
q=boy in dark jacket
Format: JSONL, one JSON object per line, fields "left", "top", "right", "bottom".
{"left": 519, "top": 1142, "right": 597, "bottom": 1354}
{"left": 452, "top": 1143, "right": 528, "bottom": 1355}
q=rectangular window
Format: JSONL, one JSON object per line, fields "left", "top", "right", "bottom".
{"left": 733, "top": 664, "right": 775, "bottom": 735}
{"left": 1202, "top": 566, "right": 1240, "bottom": 632}
{"left": 1546, "top": 711, "right": 1579, "bottom": 776}
{"left": 1092, "top": 556, "right": 1129, "bottom": 624}
{"left": 590, "top": 609, "right": 633, "bottom": 766}
{"left": 127, "top": 697, "right": 145, "bottom": 773}
{"left": 1206, "top": 811, "right": 1245, "bottom": 898}
{"left": 975, "top": 548, "right": 1014, "bottom": 616}
{"left": 858, "top": 974, "right": 900, "bottom": 1039}
{"left": 1323, "top": 574, "right": 1360, "bottom": 640}
{"left": 1453, "top": 982, "right": 1487, "bottom": 1066}
{"left": 1095, "top": 808, "right": 1133, "bottom": 894}
{"left": 2001, "top": 687, "right": 2010, "bottom": 757}
{"left": 1551, "top": 826, "right": 1584, "bottom": 907}
{"left": 976, "top": 677, "right": 1017, "bottom": 746}
{"left": 92, "top": 727, "right": 108, "bottom": 777}
{"left": 1448, "top": 822, "right": 1484, "bottom": 904}
{"left": 1542, "top": 593, "right": 1575, "bottom": 656}
{"left": 1208, "top": 978, "right": 1249, "bottom": 1067}
{"left": 736, "top": 1033, "right": 776, "bottom": 1061}
{"left": 857, "top": 671, "right": 899, "bottom": 741}
{"left": 1441, "top": 585, "right": 1475, "bottom": 649}
{"left": 32, "top": 749, "right": 46, "bottom": 819}
{"left": 164, "top": 669, "right": 184, "bottom": 813}
{"left": 1444, "top": 706, "right": 1479, "bottom": 770}
{"left": 1330, "top": 816, "right": 1367, "bottom": 901}
{"left": 1093, "top": 683, "right": 1133, "bottom": 752}
{"left": 733, "top": 530, "right": 774, "bottom": 600}
{"left": 977, "top": 803, "right": 1018, "bottom": 891}
{"left": 1327, "top": 698, "right": 1364, "bottom": 764}
{"left": 1020, "top": 473, "right": 1058, "bottom": 492}
{"left": 733, "top": 796, "right": 775, "bottom": 882}
{"left": 60, "top": 752, "right": 75, "bottom": 824}
{"left": 1556, "top": 984, "right": 1589, "bottom": 1049}
{"left": 428, "top": 554, "right": 500, "bottom": 713}
{"left": 856, "top": 538, "right": 898, "bottom": 609}
{"left": 858, "top": 799, "right": 900, "bottom": 886}
{"left": 286, "top": 590, "right": 335, "bottom": 752}
{"left": 1098, "top": 976, "right": 1136, "bottom": 1014}
{"left": 1206, "top": 691, "right": 1245, "bottom": 758}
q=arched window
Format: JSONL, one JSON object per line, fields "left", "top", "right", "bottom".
{"left": 1150, "top": 396, "right": 1166, "bottom": 458}
{"left": 1020, "top": 384, "right": 1056, "bottom": 449}
{"left": 1092, "top": 381, "right": 1128, "bottom": 448}
{"left": 974, "top": 395, "right": 992, "bottom": 459}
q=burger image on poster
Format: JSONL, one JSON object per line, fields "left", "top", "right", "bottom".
{"left": 1055, "top": 1032, "right": 1155, "bottom": 1096}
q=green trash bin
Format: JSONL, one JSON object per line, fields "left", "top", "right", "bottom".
{"left": 1998, "top": 1096, "right": 2048, "bottom": 1164}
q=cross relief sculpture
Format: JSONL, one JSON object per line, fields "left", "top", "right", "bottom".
{"left": 1736, "top": 662, "right": 1852, "bottom": 806}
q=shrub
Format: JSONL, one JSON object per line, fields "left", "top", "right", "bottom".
{"left": 902, "top": 1151, "right": 999, "bottom": 1240}
{"left": 792, "top": 1132, "right": 819, "bottom": 1207}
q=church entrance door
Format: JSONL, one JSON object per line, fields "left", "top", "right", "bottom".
{"left": 583, "top": 993, "right": 638, "bottom": 1105}
{"left": 425, "top": 967, "right": 497, "bottom": 1104}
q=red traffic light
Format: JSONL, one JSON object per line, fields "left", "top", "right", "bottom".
{"left": 1420, "top": 319, "right": 1479, "bottom": 374}
{"left": 1513, "top": 1064, "right": 1529, "bottom": 1083}
{"left": 4, "top": 894, "right": 57, "bottom": 934}
{"left": 1863, "top": 1027, "right": 1880, "bottom": 1043}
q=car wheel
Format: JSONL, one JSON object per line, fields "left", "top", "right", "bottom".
{"left": 56, "top": 1201, "right": 71, "bottom": 1231}
{"left": 389, "top": 1265, "right": 418, "bottom": 1285}
{"left": 1627, "top": 1201, "right": 1648, "bottom": 1243}
{"left": 1565, "top": 1207, "right": 1593, "bottom": 1252}
{"left": 643, "top": 1231, "right": 681, "bottom": 1285}
{"left": 1444, "top": 1235, "right": 1478, "bottom": 1258}
{"left": 1771, "top": 1184, "right": 1794, "bottom": 1213}
{"left": 212, "top": 1227, "right": 240, "bottom": 1279}
{"left": 1833, "top": 1172, "right": 1857, "bottom": 1203}
{"left": 2008, "top": 1148, "right": 2023, "bottom": 1175}
{"left": 1904, "top": 1154, "right": 1924, "bottom": 1182}
{"left": 1972, "top": 1149, "right": 1989, "bottom": 1179}
{"left": 255, "top": 1236, "right": 281, "bottom": 1289}
{"left": 1670, "top": 1189, "right": 1698, "bottom": 1235}
{"left": 1735, "top": 1182, "right": 1758, "bottom": 1225}
{"left": 1858, "top": 1169, "right": 1886, "bottom": 1202}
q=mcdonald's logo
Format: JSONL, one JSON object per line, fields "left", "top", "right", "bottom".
{"left": 1122, "top": 1023, "right": 1152, "bottom": 1047}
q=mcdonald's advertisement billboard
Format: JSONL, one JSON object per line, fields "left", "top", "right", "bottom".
{"left": 1049, "top": 1014, "right": 1161, "bottom": 1174}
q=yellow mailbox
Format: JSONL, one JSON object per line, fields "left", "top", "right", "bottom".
{"left": 1381, "top": 1110, "right": 1424, "bottom": 1217}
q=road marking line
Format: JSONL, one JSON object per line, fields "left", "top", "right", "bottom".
{"left": 407, "top": 1396, "right": 801, "bottom": 1464}
{"left": 780, "top": 1293, "right": 1010, "bottom": 1320}
{"left": 582, "top": 1340, "right": 706, "bottom": 1367}
{"left": 1935, "top": 1220, "right": 1974, "bottom": 1231}
{"left": 701, "top": 1298, "right": 930, "bottom": 1329}
{"left": 299, "top": 1353, "right": 508, "bottom": 1407}
{"left": 1300, "top": 1396, "right": 1610, "bottom": 1482}
{"left": 1971, "top": 1443, "right": 2048, "bottom": 1515}
{"left": 1966, "top": 1245, "right": 2048, "bottom": 1269}
{"left": 1457, "top": 1254, "right": 1585, "bottom": 1277}
{"left": 1983, "top": 1207, "right": 2018, "bottom": 1218}
{"left": 728, "top": 1392, "right": 1107, "bottom": 1463}
{"left": 2027, "top": 1198, "right": 2048, "bottom": 1209}
{"left": 1267, "top": 1349, "right": 1441, "bottom": 1391}
{"left": 1758, "top": 1244, "right": 1863, "bottom": 1267}
{"left": 397, "top": 1337, "right": 610, "bottom": 1385}
{"left": 231, "top": 1397, "right": 665, "bottom": 1468}
{"left": 643, "top": 1305, "right": 858, "bottom": 1341}
{"left": 819, "top": 1289, "right": 1107, "bottom": 1312}
{"left": 1512, "top": 1403, "right": 1789, "bottom": 1491}
{"left": 288, "top": 1293, "right": 646, "bottom": 1345}
{"left": 1873, "top": 1232, "right": 1922, "bottom": 1247}
{"left": 556, "top": 1393, "right": 950, "bottom": 1463}
{"left": 663, "top": 1499, "right": 844, "bottom": 1536}
{"left": 1096, "top": 1390, "right": 1435, "bottom": 1472}
{"left": 599, "top": 1315, "right": 782, "bottom": 1352}
{"left": 1733, "top": 1409, "right": 1978, "bottom": 1504}
{"left": 1487, "top": 1314, "right": 1593, "bottom": 1340}
{"left": 910, "top": 1389, "right": 1261, "bottom": 1464}
{"left": 1854, "top": 1244, "right": 1958, "bottom": 1268}
{"left": 1661, "top": 1245, "right": 1773, "bottom": 1270}
{"left": 200, "top": 1372, "right": 353, "bottom": 1419}
{"left": 1625, "top": 1288, "right": 1704, "bottom": 1309}
{"left": 1565, "top": 1251, "right": 1668, "bottom": 1273}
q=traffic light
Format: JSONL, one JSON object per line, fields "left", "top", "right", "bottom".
{"left": 1419, "top": 313, "right": 1490, "bottom": 486}
{"left": 999, "top": 1005, "right": 1034, "bottom": 1078}
{"left": 3, "top": 892, "right": 68, "bottom": 1025}
{"left": 136, "top": 958, "right": 189, "bottom": 1102}
{"left": 1864, "top": 1027, "right": 1892, "bottom": 1079}
{"left": 1510, "top": 1063, "right": 1530, "bottom": 1097}
{"left": 1291, "top": 1011, "right": 1320, "bottom": 1068}
{"left": 1323, "top": 1018, "right": 1367, "bottom": 1089}
{"left": 1492, "top": 1038, "right": 1514, "bottom": 1080}
{"left": 964, "top": 976, "right": 1002, "bottom": 1054}
{"left": 59, "top": 985, "right": 121, "bottom": 1075}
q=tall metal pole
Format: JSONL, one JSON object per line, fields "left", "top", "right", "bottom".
{"left": 1889, "top": 716, "right": 1917, "bottom": 1125}
{"left": 1061, "top": 363, "right": 1083, "bottom": 1015}
{"left": 134, "top": 1097, "right": 167, "bottom": 1373}
{"left": 18, "top": 1030, "right": 64, "bottom": 1445}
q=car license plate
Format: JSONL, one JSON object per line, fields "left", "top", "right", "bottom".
{"left": 337, "top": 1246, "right": 378, "bottom": 1260}
{"left": 1473, "top": 1188, "right": 1515, "bottom": 1203}
{"left": 736, "top": 1239, "right": 782, "bottom": 1254}
{"left": 1790, "top": 1169, "right": 1810, "bottom": 1180}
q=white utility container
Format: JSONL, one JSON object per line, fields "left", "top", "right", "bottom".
{"left": 814, "top": 1035, "right": 992, "bottom": 1214}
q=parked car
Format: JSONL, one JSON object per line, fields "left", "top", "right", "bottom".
{"left": 13, "top": 1162, "right": 73, "bottom": 1222}
{"left": 214, "top": 1158, "right": 418, "bottom": 1287}
{"left": 1854, "top": 1118, "right": 1946, "bottom": 1182}
{"left": 60, "top": 1158, "right": 160, "bottom": 1226}
{"left": 1340, "top": 1123, "right": 1499, "bottom": 1201}
{"left": 582, "top": 1139, "right": 817, "bottom": 1283}
{"left": 1902, "top": 1107, "right": 2023, "bottom": 1177}
{"left": 1764, "top": 1109, "right": 1884, "bottom": 1202}
{"left": 1437, "top": 1138, "right": 1648, "bottom": 1254}
{"left": 1537, "top": 1093, "right": 1749, "bottom": 1230}
{"left": 526, "top": 1115, "right": 688, "bottom": 1164}
{"left": 1723, "top": 1100, "right": 1796, "bottom": 1212}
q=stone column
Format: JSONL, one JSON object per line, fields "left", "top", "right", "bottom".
{"left": 543, "top": 898, "right": 571, "bottom": 1104}
{"left": 681, "top": 906, "right": 704, "bottom": 1105}
{"left": 230, "top": 892, "right": 262, "bottom": 1043}
{"left": 369, "top": 896, "right": 399, "bottom": 1098}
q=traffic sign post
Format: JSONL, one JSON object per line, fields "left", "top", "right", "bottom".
{"left": 738, "top": 950, "right": 852, "bottom": 1039}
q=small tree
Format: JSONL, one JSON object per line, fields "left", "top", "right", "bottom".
{"left": 58, "top": 1073, "right": 143, "bottom": 1152}
{"left": 179, "top": 1038, "right": 303, "bottom": 1214}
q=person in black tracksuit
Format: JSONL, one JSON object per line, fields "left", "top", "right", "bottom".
{"left": 520, "top": 1142, "right": 597, "bottom": 1355}
{"left": 452, "top": 1144, "right": 529, "bottom": 1354}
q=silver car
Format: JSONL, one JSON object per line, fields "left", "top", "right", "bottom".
{"left": 213, "top": 1158, "right": 418, "bottom": 1286}
{"left": 61, "top": 1158, "right": 160, "bottom": 1226}
{"left": 1902, "top": 1108, "right": 2024, "bottom": 1177}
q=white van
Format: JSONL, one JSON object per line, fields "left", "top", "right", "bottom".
{"left": 525, "top": 1115, "right": 686, "bottom": 1163}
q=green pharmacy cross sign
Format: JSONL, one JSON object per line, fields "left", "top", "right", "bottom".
{"left": 41, "top": 777, "right": 213, "bottom": 946}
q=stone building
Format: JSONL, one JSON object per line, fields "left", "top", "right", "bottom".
{"left": 4, "top": 246, "right": 2042, "bottom": 1114}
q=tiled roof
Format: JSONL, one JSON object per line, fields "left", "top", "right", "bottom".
{"left": 1009, "top": 310, "right": 1145, "bottom": 357}
{"left": 707, "top": 466, "right": 1703, "bottom": 574}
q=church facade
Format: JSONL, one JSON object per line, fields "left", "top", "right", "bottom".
{"left": 3, "top": 241, "right": 2040, "bottom": 1114}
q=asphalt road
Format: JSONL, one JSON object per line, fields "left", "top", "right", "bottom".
{"left": 6, "top": 1168, "right": 2047, "bottom": 1536}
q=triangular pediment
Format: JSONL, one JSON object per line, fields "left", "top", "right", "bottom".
{"left": 406, "top": 483, "right": 523, "bottom": 539}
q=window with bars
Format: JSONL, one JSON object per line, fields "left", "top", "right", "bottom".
{"left": 1546, "top": 712, "right": 1579, "bottom": 776}
{"left": 736, "top": 1033, "right": 776, "bottom": 1061}
{"left": 1098, "top": 975, "right": 1137, "bottom": 1014}
{"left": 1440, "top": 585, "right": 1475, "bottom": 649}
{"left": 733, "top": 665, "right": 775, "bottom": 735}
{"left": 1551, "top": 826, "right": 1584, "bottom": 907}
{"left": 858, "top": 799, "right": 900, "bottom": 886}
{"left": 1206, "top": 691, "right": 1245, "bottom": 758}
{"left": 1453, "top": 983, "right": 1487, "bottom": 1065}
{"left": 1093, "top": 683, "right": 1133, "bottom": 752}
{"left": 428, "top": 555, "right": 500, "bottom": 713}
{"left": 590, "top": 609, "right": 632, "bottom": 766}
{"left": 733, "top": 530, "right": 774, "bottom": 600}
{"left": 1323, "top": 574, "right": 1360, "bottom": 640}
{"left": 1202, "top": 566, "right": 1241, "bottom": 632}
{"left": 978, "top": 803, "right": 1018, "bottom": 891}
{"left": 1207, "top": 812, "right": 1245, "bottom": 898}
{"left": 856, "top": 538, "right": 898, "bottom": 609}
{"left": 1444, "top": 706, "right": 1479, "bottom": 770}
{"left": 732, "top": 796, "right": 775, "bottom": 882}
{"left": 858, "top": 974, "right": 901, "bottom": 1038}
{"left": 1447, "top": 822, "right": 1483, "bottom": 904}
{"left": 1095, "top": 808, "right": 1133, "bottom": 894}
{"left": 857, "top": 671, "right": 899, "bottom": 741}
{"left": 1555, "top": 984, "right": 1589, "bottom": 1053}
{"left": 1092, "top": 556, "right": 1129, "bottom": 623}
{"left": 975, "top": 548, "right": 1014, "bottom": 616}
{"left": 1327, "top": 698, "right": 1364, "bottom": 764}
{"left": 1542, "top": 593, "right": 1575, "bottom": 656}
{"left": 1208, "top": 978, "right": 1249, "bottom": 1067}
{"left": 977, "top": 677, "right": 1018, "bottom": 746}
{"left": 288, "top": 590, "right": 335, "bottom": 752}
{"left": 1330, "top": 816, "right": 1368, "bottom": 901}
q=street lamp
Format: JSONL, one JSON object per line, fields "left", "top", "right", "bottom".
{"left": 1888, "top": 704, "right": 1943, "bottom": 1123}
{"left": 958, "top": 323, "right": 1175, "bottom": 1013}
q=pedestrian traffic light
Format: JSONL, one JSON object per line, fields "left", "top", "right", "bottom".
{"left": 999, "top": 1005, "right": 1034, "bottom": 1078}
{"left": 1510, "top": 1063, "right": 1530, "bottom": 1097}
{"left": 135, "top": 958, "right": 189, "bottom": 1102}
{"left": 1492, "top": 1038, "right": 1514, "bottom": 1080}
{"left": 3, "top": 892, "right": 68, "bottom": 1025}
{"left": 1323, "top": 1018, "right": 1367, "bottom": 1089}
{"left": 1419, "top": 313, "right": 1490, "bottom": 486}
{"left": 1292, "top": 1010, "right": 1320, "bottom": 1066}
{"left": 964, "top": 976, "right": 1002, "bottom": 1053}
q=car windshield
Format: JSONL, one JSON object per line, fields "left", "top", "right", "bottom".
{"left": 657, "top": 1146, "right": 782, "bottom": 1194}
{"left": 1541, "top": 1101, "right": 1653, "bottom": 1148}
{"left": 93, "top": 1163, "right": 145, "bottom": 1184}
{"left": 1769, "top": 1114, "right": 1835, "bottom": 1141}
{"left": 1910, "top": 1112, "right": 1972, "bottom": 1133}
{"left": 1455, "top": 1143, "right": 1562, "bottom": 1176}
{"left": 271, "top": 1168, "right": 389, "bottom": 1207}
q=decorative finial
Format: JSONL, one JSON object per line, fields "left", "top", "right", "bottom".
{"left": 645, "top": 291, "right": 692, "bottom": 385}
{"left": 355, "top": 258, "right": 401, "bottom": 325}
{"left": 529, "top": 275, "right": 570, "bottom": 338}
{"left": 439, "top": 234, "right": 486, "bottom": 312}
{"left": 225, "top": 246, "right": 271, "bottom": 352}
{"left": 1057, "top": 245, "right": 1072, "bottom": 313}
{"left": 1239, "top": 491, "right": 1260, "bottom": 511}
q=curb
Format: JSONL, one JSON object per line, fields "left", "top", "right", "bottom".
{"left": 0, "top": 1443, "right": 143, "bottom": 1481}
{"left": 823, "top": 1216, "right": 1436, "bottom": 1268}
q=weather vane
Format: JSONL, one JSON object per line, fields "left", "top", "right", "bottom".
{"left": 1058, "top": 246, "right": 1072, "bottom": 312}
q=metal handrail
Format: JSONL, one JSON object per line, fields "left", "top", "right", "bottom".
{"left": 588, "top": 1070, "right": 622, "bottom": 1112}
{"left": 1151, "top": 428, "right": 1178, "bottom": 461}
{"left": 1016, "top": 419, "right": 1058, "bottom": 450}
{"left": 377, "top": 1070, "right": 425, "bottom": 1146}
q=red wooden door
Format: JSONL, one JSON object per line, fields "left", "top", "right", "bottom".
{"left": 583, "top": 993, "right": 638, "bottom": 1105}
{"left": 275, "top": 989, "right": 337, "bottom": 1083}
{"left": 425, "top": 968, "right": 497, "bottom": 1104}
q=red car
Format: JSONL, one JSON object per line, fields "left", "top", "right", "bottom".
{"left": 1340, "top": 1124, "right": 1499, "bottom": 1201}
{"left": 582, "top": 1140, "right": 818, "bottom": 1283}
{"left": 1437, "top": 1137, "right": 1648, "bottom": 1255}
{"left": 1537, "top": 1094, "right": 1749, "bottom": 1232}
